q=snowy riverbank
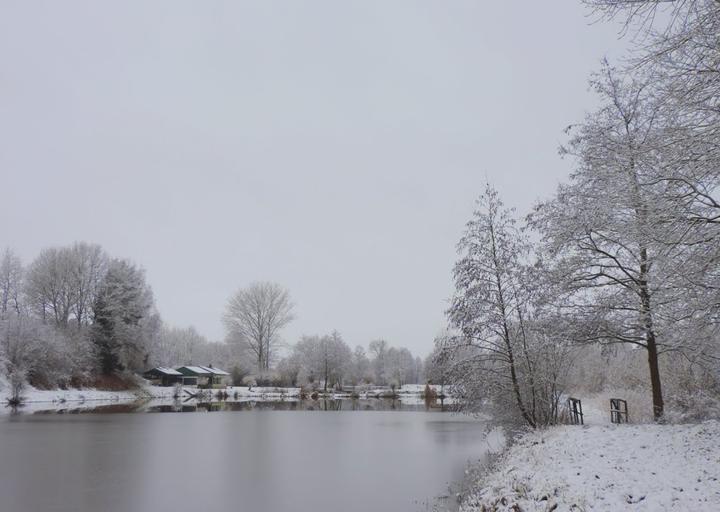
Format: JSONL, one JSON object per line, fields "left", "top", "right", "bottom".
{"left": 0, "top": 383, "right": 446, "bottom": 414}
{"left": 459, "top": 420, "right": 720, "bottom": 511}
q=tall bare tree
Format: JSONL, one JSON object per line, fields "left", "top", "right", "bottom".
{"left": 68, "top": 242, "right": 107, "bottom": 327}
{"left": 223, "top": 282, "right": 294, "bottom": 371}
{"left": 25, "top": 247, "right": 75, "bottom": 326}
{"left": 0, "top": 248, "right": 23, "bottom": 316}
{"left": 23, "top": 243, "right": 108, "bottom": 328}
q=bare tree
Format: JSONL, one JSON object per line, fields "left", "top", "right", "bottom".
{"left": 385, "top": 347, "right": 416, "bottom": 387}
{"left": 0, "top": 248, "right": 23, "bottom": 316}
{"left": 25, "top": 247, "right": 75, "bottom": 326}
{"left": 68, "top": 242, "right": 107, "bottom": 327}
{"left": 349, "top": 345, "right": 372, "bottom": 385}
{"left": 223, "top": 282, "right": 294, "bottom": 371}
{"left": 23, "top": 243, "right": 109, "bottom": 328}
{"left": 368, "top": 339, "right": 389, "bottom": 384}
{"left": 292, "top": 331, "right": 352, "bottom": 391}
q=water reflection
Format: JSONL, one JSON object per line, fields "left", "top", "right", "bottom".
{"left": 148, "top": 397, "right": 454, "bottom": 413}
{"left": 12, "top": 397, "right": 455, "bottom": 415}
{"left": 0, "top": 409, "right": 494, "bottom": 512}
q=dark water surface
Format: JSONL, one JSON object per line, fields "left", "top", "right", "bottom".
{"left": 0, "top": 407, "right": 498, "bottom": 512}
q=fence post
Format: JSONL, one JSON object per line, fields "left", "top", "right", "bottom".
{"left": 610, "top": 398, "right": 628, "bottom": 423}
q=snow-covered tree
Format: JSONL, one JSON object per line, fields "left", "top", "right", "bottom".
{"left": 424, "top": 343, "right": 449, "bottom": 389}
{"left": 291, "top": 331, "right": 352, "bottom": 390}
{"left": 443, "top": 184, "right": 575, "bottom": 427}
{"left": 529, "top": 65, "right": 720, "bottom": 419}
{"left": 223, "top": 282, "right": 294, "bottom": 371}
{"left": 25, "top": 247, "right": 75, "bottom": 326}
{"left": 368, "top": 339, "right": 389, "bottom": 385}
{"left": 446, "top": 183, "right": 537, "bottom": 425}
{"left": 145, "top": 324, "right": 231, "bottom": 368}
{"left": 23, "top": 242, "right": 109, "bottom": 328}
{"left": 67, "top": 242, "right": 108, "bottom": 327}
{"left": 348, "top": 345, "right": 372, "bottom": 385}
{"left": 0, "top": 248, "right": 23, "bottom": 316}
{"left": 92, "top": 259, "right": 157, "bottom": 374}
{"left": 385, "top": 347, "right": 416, "bottom": 386}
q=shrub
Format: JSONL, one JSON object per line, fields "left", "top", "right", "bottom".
{"left": 423, "top": 383, "right": 437, "bottom": 401}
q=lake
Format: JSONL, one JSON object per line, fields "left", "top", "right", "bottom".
{"left": 0, "top": 402, "right": 501, "bottom": 512}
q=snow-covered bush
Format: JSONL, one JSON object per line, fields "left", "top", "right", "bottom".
{"left": 6, "top": 366, "right": 26, "bottom": 406}
{"left": 0, "top": 313, "right": 97, "bottom": 391}
{"left": 242, "top": 375, "right": 257, "bottom": 388}
{"left": 663, "top": 356, "right": 720, "bottom": 422}
{"left": 251, "top": 372, "right": 283, "bottom": 387}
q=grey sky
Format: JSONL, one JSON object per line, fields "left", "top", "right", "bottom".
{"left": 0, "top": 1, "right": 626, "bottom": 355}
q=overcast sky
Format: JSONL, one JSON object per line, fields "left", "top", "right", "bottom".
{"left": 0, "top": 1, "right": 627, "bottom": 355}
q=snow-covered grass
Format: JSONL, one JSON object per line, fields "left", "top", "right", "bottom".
{"left": 460, "top": 421, "right": 720, "bottom": 511}
{"left": 6, "top": 385, "right": 145, "bottom": 404}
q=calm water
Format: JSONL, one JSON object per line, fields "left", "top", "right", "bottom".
{"left": 0, "top": 403, "right": 499, "bottom": 512}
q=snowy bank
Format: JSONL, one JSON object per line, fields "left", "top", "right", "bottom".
{"left": 0, "top": 385, "right": 302, "bottom": 408}
{"left": 460, "top": 421, "right": 720, "bottom": 511}
{"left": 1, "top": 383, "right": 441, "bottom": 414}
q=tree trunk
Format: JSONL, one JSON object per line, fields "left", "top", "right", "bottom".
{"left": 324, "top": 357, "right": 328, "bottom": 392}
{"left": 638, "top": 245, "right": 664, "bottom": 421}
{"left": 505, "top": 335, "right": 536, "bottom": 428}
{"left": 488, "top": 218, "right": 536, "bottom": 428}
{"left": 646, "top": 334, "right": 664, "bottom": 420}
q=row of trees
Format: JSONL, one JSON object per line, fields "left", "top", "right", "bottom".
{"left": 0, "top": 243, "right": 225, "bottom": 391}
{"left": 1, "top": 244, "right": 160, "bottom": 389}
{"left": 436, "top": 1, "right": 720, "bottom": 425}
{"left": 221, "top": 282, "right": 426, "bottom": 389}
{"left": 1, "top": 248, "right": 428, "bottom": 394}
{"left": 274, "top": 334, "right": 424, "bottom": 390}
{"left": 1, "top": 244, "right": 283, "bottom": 395}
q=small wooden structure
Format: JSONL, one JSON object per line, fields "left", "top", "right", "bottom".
{"left": 610, "top": 398, "right": 629, "bottom": 424}
{"left": 176, "top": 365, "right": 230, "bottom": 389}
{"left": 143, "top": 367, "right": 184, "bottom": 387}
{"left": 567, "top": 397, "right": 584, "bottom": 425}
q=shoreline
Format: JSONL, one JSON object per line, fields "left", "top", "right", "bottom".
{"left": 1, "top": 384, "right": 453, "bottom": 414}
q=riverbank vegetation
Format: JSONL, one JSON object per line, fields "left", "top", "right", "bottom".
{"left": 435, "top": 0, "right": 720, "bottom": 427}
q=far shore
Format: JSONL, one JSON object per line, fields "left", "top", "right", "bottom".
{"left": 1, "top": 383, "right": 453, "bottom": 414}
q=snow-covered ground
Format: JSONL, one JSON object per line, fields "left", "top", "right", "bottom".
{"left": 460, "top": 420, "right": 720, "bottom": 511}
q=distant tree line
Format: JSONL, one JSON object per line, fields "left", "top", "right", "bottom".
{"left": 271, "top": 334, "right": 424, "bottom": 391}
{"left": 220, "top": 282, "right": 427, "bottom": 389}
{"left": 1, "top": 247, "right": 430, "bottom": 397}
